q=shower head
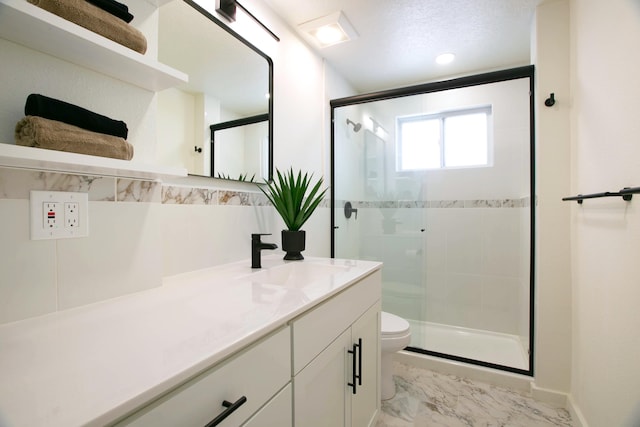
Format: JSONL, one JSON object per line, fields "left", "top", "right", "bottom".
{"left": 346, "top": 118, "right": 362, "bottom": 133}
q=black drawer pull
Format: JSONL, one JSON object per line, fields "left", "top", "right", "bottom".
{"left": 204, "top": 396, "right": 247, "bottom": 427}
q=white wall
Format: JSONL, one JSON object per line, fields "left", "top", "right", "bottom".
{"left": 531, "top": 0, "right": 573, "bottom": 398}
{"left": 534, "top": 0, "right": 640, "bottom": 424}
{"left": 569, "top": 0, "right": 640, "bottom": 425}
{"left": 156, "top": 88, "right": 196, "bottom": 170}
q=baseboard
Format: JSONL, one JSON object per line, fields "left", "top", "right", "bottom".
{"left": 566, "top": 394, "right": 589, "bottom": 427}
{"left": 530, "top": 383, "right": 567, "bottom": 407}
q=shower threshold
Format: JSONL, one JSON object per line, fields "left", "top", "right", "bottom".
{"left": 406, "top": 319, "right": 529, "bottom": 372}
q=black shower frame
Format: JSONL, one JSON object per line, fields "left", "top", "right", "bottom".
{"left": 329, "top": 65, "right": 536, "bottom": 377}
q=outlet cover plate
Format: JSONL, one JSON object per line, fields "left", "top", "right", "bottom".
{"left": 30, "top": 191, "right": 89, "bottom": 240}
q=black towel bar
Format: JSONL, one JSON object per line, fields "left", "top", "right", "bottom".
{"left": 562, "top": 186, "right": 640, "bottom": 204}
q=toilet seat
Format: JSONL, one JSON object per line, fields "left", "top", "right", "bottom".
{"left": 381, "top": 311, "right": 410, "bottom": 338}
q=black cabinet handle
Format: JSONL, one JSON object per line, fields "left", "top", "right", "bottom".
{"left": 204, "top": 396, "right": 247, "bottom": 427}
{"left": 357, "top": 338, "right": 362, "bottom": 386}
{"left": 347, "top": 343, "right": 358, "bottom": 394}
{"left": 347, "top": 338, "right": 362, "bottom": 394}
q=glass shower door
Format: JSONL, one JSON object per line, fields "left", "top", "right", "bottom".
{"left": 331, "top": 67, "right": 534, "bottom": 375}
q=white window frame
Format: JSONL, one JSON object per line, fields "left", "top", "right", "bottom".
{"left": 396, "top": 105, "right": 493, "bottom": 171}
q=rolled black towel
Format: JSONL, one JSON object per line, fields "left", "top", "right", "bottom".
{"left": 85, "top": 0, "right": 133, "bottom": 23}
{"left": 25, "top": 94, "right": 128, "bottom": 139}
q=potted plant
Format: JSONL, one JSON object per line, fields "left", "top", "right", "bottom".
{"left": 259, "top": 168, "right": 327, "bottom": 260}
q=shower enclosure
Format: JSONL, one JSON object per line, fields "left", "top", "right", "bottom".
{"left": 330, "top": 66, "right": 535, "bottom": 375}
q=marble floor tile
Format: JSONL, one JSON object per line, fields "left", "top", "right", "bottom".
{"left": 377, "top": 362, "right": 573, "bottom": 427}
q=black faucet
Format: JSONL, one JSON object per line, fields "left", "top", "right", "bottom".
{"left": 251, "top": 233, "right": 278, "bottom": 268}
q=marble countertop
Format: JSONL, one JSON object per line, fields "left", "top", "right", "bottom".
{"left": 0, "top": 256, "right": 381, "bottom": 427}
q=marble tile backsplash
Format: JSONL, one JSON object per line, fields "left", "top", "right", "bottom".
{"left": 0, "top": 168, "right": 265, "bottom": 204}
{"left": 0, "top": 168, "right": 116, "bottom": 201}
{"left": 0, "top": 168, "right": 530, "bottom": 209}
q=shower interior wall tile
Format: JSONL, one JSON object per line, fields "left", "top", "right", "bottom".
{"left": 423, "top": 270, "right": 450, "bottom": 323}
{"left": 439, "top": 273, "right": 483, "bottom": 328}
{"left": 56, "top": 201, "right": 162, "bottom": 310}
{"left": 336, "top": 206, "right": 361, "bottom": 260}
{"left": 358, "top": 208, "right": 380, "bottom": 238}
{"left": 0, "top": 200, "right": 57, "bottom": 324}
{"left": 445, "top": 209, "right": 483, "bottom": 275}
{"left": 480, "top": 209, "right": 522, "bottom": 277}
{"left": 480, "top": 275, "right": 520, "bottom": 334}
{"left": 492, "top": 131, "right": 529, "bottom": 192}
{"left": 425, "top": 209, "right": 447, "bottom": 273}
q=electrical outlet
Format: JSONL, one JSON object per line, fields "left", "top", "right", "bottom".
{"left": 43, "top": 202, "right": 61, "bottom": 229}
{"left": 30, "top": 191, "right": 89, "bottom": 240}
{"left": 65, "top": 202, "right": 79, "bottom": 228}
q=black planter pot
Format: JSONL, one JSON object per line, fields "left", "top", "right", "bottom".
{"left": 281, "top": 230, "right": 306, "bottom": 260}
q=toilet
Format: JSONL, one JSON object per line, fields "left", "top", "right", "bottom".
{"left": 380, "top": 311, "right": 411, "bottom": 400}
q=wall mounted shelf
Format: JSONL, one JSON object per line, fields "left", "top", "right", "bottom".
{"left": 0, "top": 144, "right": 187, "bottom": 180}
{"left": 0, "top": 0, "right": 188, "bottom": 91}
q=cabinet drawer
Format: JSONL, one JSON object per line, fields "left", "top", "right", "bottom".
{"left": 292, "top": 270, "right": 381, "bottom": 374}
{"left": 242, "top": 383, "right": 292, "bottom": 427}
{"left": 117, "top": 326, "right": 291, "bottom": 427}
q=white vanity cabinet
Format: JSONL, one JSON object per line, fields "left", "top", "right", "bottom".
{"left": 292, "top": 270, "right": 382, "bottom": 427}
{"left": 0, "top": 258, "right": 382, "bottom": 427}
{"left": 116, "top": 326, "right": 292, "bottom": 427}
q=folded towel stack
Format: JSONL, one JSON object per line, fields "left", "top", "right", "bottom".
{"left": 15, "top": 94, "right": 134, "bottom": 161}
{"left": 28, "top": 0, "right": 146, "bottom": 54}
{"left": 86, "top": 0, "right": 133, "bottom": 23}
{"left": 25, "top": 93, "right": 128, "bottom": 139}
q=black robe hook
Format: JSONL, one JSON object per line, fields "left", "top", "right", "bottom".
{"left": 545, "top": 93, "right": 556, "bottom": 107}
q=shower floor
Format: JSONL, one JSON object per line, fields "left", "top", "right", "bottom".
{"left": 406, "top": 319, "right": 529, "bottom": 371}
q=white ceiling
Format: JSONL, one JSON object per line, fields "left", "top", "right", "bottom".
{"left": 263, "top": 0, "right": 541, "bottom": 93}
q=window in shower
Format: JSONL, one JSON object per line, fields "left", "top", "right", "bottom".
{"left": 397, "top": 106, "right": 492, "bottom": 171}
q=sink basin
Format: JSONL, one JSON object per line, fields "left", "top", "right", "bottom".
{"left": 241, "top": 262, "right": 349, "bottom": 287}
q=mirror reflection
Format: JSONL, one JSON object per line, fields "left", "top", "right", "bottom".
{"left": 211, "top": 113, "right": 268, "bottom": 181}
{"left": 156, "top": 0, "right": 272, "bottom": 181}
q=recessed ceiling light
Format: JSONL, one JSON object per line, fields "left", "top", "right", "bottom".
{"left": 314, "top": 25, "right": 344, "bottom": 45}
{"left": 436, "top": 53, "right": 455, "bottom": 65}
{"left": 298, "top": 11, "right": 358, "bottom": 48}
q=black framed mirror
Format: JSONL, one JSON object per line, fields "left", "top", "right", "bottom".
{"left": 157, "top": 0, "right": 273, "bottom": 182}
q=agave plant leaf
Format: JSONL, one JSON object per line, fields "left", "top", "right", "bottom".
{"left": 258, "top": 168, "right": 327, "bottom": 231}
